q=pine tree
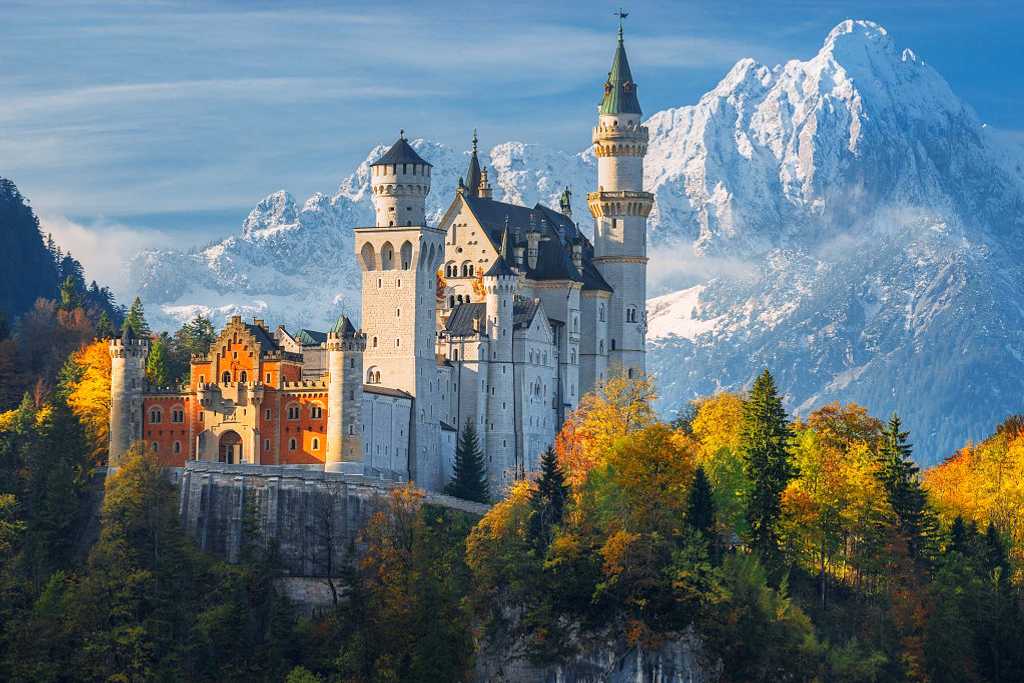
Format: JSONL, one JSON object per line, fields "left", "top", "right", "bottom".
{"left": 687, "top": 465, "right": 716, "bottom": 543}
{"left": 122, "top": 296, "right": 150, "bottom": 337}
{"left": 174, "top": 314, "right": 216, "bottom": 357}
{"left": 58, "top": 276, "right": 79, "bottom": 311}
{"left": 146, "top": 334, "right": 172, "bottom": 387}
{"left": 739, "top": 369, "right": 795, "bottom": 571}
{"left": 529, "top": 447, "right": 568, "bottom": 548}
{"left": 877, "top": 414, "right": 939, "bottom": 567}
{"left": 447, "top": 420, "right": 489, "bottom": 503}
{"left": 95, "top": 311, "right": 116, "bottom": 339}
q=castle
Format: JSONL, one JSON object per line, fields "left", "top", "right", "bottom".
{"left": 109, "top": 26, "right": 652, "bottom": 494}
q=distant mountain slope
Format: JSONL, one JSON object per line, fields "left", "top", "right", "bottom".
{"left": 129, "top": 20, "right": 1024, "bottom": 462}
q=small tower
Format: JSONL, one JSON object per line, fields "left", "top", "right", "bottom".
{"left": 325, "top": 315, "right": 366, "bottom": 473}
{"left": 355, "top": 132, "right": 446, "bottom": 488}
{"left": 370, "top": 130, "right": 431, "bottom": 227}
{"left": 108, "top": 325, "right": 149, "bottom": 468}
{"left": 483, "top": 225, "right": 517, "bottom": 489}
{"left": 589, "top": 18, "right": 653, "bottom": 379}
{"left": 478, "top": 166, "right": 493, "bottom": 199}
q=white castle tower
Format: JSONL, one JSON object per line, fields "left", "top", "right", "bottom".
{"left": 324, "top": 315, "right": 366, "bottom": 473}
{"left": 589, "top": 21, "right": 653, "bottom": 379}
{"left": 355, "top": 133, "right": 446, "bottom": 488}
{"left": 483, "top": 227, "right": 517, "bottom": 488}
{"left": 108, "top": 326, "right": 149, "bottom": 467}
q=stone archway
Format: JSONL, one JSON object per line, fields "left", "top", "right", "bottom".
{"left": 218, "top": 430, "right": 243, "bottom": 464}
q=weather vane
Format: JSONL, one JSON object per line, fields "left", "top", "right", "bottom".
{"left": 614, "top": 7, "right": 629, "bottom": 34}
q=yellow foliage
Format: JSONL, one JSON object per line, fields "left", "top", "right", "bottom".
{"left": 925, "top": 430, "right": 1024, "bottom": 570}
{"left": 556, "top": 374, "right": 657, "bottom": 488}
{"left": 65, "top": 340, "right": 112, "bottom": 464}
{"left": 690, "top": 391, "right": 744, "bottom": 463}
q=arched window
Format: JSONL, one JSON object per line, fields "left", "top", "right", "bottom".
{"left": 173, "top": 441, "right": 181, "bottom": 454}
{"left": 348, "top": 424, "right": 354, "bottom": 436}
{"left": 610, "top": 339, "right": 616, "bottom": 351}
{"left": 149, "top": 407, "right": 162, "bottom": 424}
{"left": 599, "top": 303, "right": 606, "bottom": 322}
{"left": 312, "top": 437, "right": 319, "bottom": 451}
{"left": 287, "top": 404, "right": 300, "bottom": 420}
{"left": 222, "top": 371, "right": 231, "bottom": 384}
{"left": 311, "top": 404, "right": 323, "bottom": 419}
{"left": 627, "top": 368, "right": 634, "bottom": 379}
{"left": 239, "top": 370, "right": 248, "bottom": 383}
{"left": 400, "top": 241, "right": 413, "bottom": 270}
{"left": 171, "top": 406, "right": 184, "bottom": 423}
{"left": 381, "top": 241, "right": 395, "bottom": 270}
{"left": 289, "top": 438, "right": 297, "bottom": 451}
{"left": 265, "top": 372, "right": 271, "bottom": 383}
{"left": 360, "top": 242, "right": 377, "bottom": 270}
{"left": 151, "top": 442, "right": 159, "bottom": 452}
{"left": 599, "top": 340, "right": 605, "bottom": 354}
{"left": 452, "top": 348, "right": 459, "bottom": 361}
{"left": 366, "top": 366, "right": 380, "bottom": 384}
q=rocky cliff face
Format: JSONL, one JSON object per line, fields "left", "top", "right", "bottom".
{"left": 130, "top": 19, "right": 1024, "bottom": 462}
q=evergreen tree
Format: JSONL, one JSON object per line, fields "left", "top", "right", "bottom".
{"left": 146, "top": 333, "right": 172, "bottom": 387}
{"left": 95, "top": 311, "right": 116, "bottom": 339}
{"left": 529, "top": 447, "right": 569, "bottom": 548}
{"left": 58, "top": 276, "right": 79, "bottom": 311}
{"left": 877, "top": 414, "right": 939, "bottom": 567}
{"left": 739, "top": 369, "right": 795, "bottom": 572}
{"left": 447, "top": 420, "right": 489, "bottom": 503}
{"left": 122, "top": 296, "right": 150, "bottom": 337}
{"left": 686, "top": 465, "right": 716, "bottom": 544}
{"left": 174, "top": 314, "right": 217, "bottom": 357}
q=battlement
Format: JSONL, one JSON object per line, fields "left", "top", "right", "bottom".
{"left": 282, "top": 379, "right": 329, "bottom": 390}
{"left": 145, "top": 386, "right": 191, "bottom": 396}
{"left": 587, "top": 190, "right": 654, "bottom": 218}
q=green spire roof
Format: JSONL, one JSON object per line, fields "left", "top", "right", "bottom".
{"left": 599, "top": 28, "right": 642, "bottom": 116}
{"left": 464, "top": 130, "right": 481, "bottom": 197}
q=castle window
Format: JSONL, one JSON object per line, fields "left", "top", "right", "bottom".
{"left": 222, "top": 371, "right": 231, "bottom": 384}
{"left": 149, "top": 408, "right": 162, "bottom": 424}
{"left": 199, "top": 375, "right": 205, "bottom": 384}
{"left": 349, "top": 358, "right": 355, "bottom": 368}
{"left": 312, "top": 438, "right": 319, "bottom": 451}
{"left": 264, "top": 439, "right": 270, "bottom": 451}
{"left": 289, "top": 438, "right": 297, "bottom": 451}
{"left": 395, "top": 338, "right": 400, "bottom": 348}
{"left": 287, "top": 405, "right": 300, "bottom": 420}
{"left": 599, "top": 340, "right": 605, "bottom": 354}
{"left": 610, "top": 339, "right": 616, "bottom": 351}
{"left": 348, "top": 425, "right": 354, "bottom": 436}
{"left": 173, "top": 441, "right": 181, "bottom": 454}
{"left": 627, "top": 368, "right": 634, "bottom": 379}
{"left": 239, "top": 371, "right": 248, "bottom": 383}
{"left": 171, "top": 407, "right": 184, "bottom": 423}
{"left": 396, "top": 308, "right": 401, "bottom": 318}
{"left": 452, "top": 349, "right": 458, "bottom": 361}
{"left": 233, "top": 351, "right": 238, "bottom": 359}
{"left": 265, "top": 409, "right": 272, "bottom": 420}
{"left": 151, "top": 442, "right": 159, "bottom": 452}
{"left": 348, "top": 390, "right": 354, "bottom": 400}
{"left": 266, "top": 373, "right": 271, "bottom": 383}
{"left": 599, "top": 304, "right": 606, "bottom": 322}
{"left": 311, "top": 405, "right": 323, "bottom": 419}
{"left": 372, "top": 336, "right": 378, "bottom": 348}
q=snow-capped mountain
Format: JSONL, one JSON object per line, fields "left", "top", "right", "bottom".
{"left": 129, "top": 19, "right": 1024, "bottom": 463}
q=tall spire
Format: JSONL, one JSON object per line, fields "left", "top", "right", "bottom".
{"left": 464, "top": 129, "right": 482, "bottom": 198}
{"left": 599, "top": 12, "right": 642, "bottom": 116}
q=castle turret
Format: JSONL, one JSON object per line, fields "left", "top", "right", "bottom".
{"left": 370, "top": 131, "right": 431, "bottom": 227}
{"left": 483, "top": 225, "right": 517, "bottom": 491}
{"left": 464, "top": 130, "right": 482, "bottom": 198}
{"left": 356, "top": 132, "right": 446, "bottom": 488}
{"left": 108, "top": 325, "right": 149, "bottom": 468}
{"left": 325, "top": 315, "right": 366, "bottom": 473}
{"left": 589, "top": 20, "right": 652, "bottom": 379}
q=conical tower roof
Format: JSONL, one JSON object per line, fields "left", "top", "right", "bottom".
{"left": 329, "top": 314, "right": 357, "bottom": 338}
{"left": 371, "top": 131, "right": 432, "bottom": 167}
{"left": 464, "top": 130, "right": 482, "bottom": 198}
{"left": 599, "top": 27, "right": 642, "bottom": 116}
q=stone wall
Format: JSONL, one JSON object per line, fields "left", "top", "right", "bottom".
{"left": 177, "top": 461, "right": 488, "bottom": 576}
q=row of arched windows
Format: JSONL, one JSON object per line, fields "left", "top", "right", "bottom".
{"left": 443, "top": 261, "right": 475, "bottom": 278}
{"left": 148, "top": 406, "right": 185, "bottom": 424}
{"left": 359, "top": 239, "right": 441, "bottom": 272}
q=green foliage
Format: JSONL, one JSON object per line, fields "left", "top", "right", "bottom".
{"left": 95, "top": 310, "right": 116, "bottom": 339}
{"left": 529, "top": 447, "right": 568, "bottom": 549}
{"left": 123, "top": 296, "right": 150, "bottom": 337}
{"left": 145, "top": 332, "right": 173, "bottom": 387}
{"left": 448, "top": 419, "right": 489, "bottom": 503}
{"left": 58, "top": 276, "right": 79, "bottom": 311}
{"left": 877, "top": 414, "right": 940, "bottom": 567}
{"left": 740, "top": 369, "right": 796, "bottom": 574}
{"left": 686, "top": 465, "right": 716, "bottom": 543}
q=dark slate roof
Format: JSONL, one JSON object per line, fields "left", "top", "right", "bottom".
{"left": 295, "top": 329, "right": 327, "bottom": 346}
{"left": 121, "top": 323, "right": 135, "bottom": 343}
{"left": 599, "top": 32, "right": 642, "bottom": 116}
{"left": 445, "top": 302, "right": 486, "bottom": 337}
{"left": 245, "top": 322, "right": 281, "bottom": 352}
{"left": 371, "top": 136, "right": 432, "bottom": 167}
{"left": 483, "top": 255, "right": 515, "bottom": 278}
{"left": 329, "top": 315, "right": 357, "bottom": 338}
{"left": 464, "top": 132, "right": 482, "bottom": 197}
{"left": 440, "top": 420, "right": 456, "bottom": 432}
{"left": 513, "top": 298, "right": 542, "bottom": 330}
{"left": 364, "top": 385, "right": 413, "bottom": 400}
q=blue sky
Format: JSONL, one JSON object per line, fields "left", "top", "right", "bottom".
{"left": 2, "top": 0, "right": 1022, "bottom": 283}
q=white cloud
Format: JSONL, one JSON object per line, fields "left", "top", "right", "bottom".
{"left": 38, "top": 214, "right": 173, "bottom": 298}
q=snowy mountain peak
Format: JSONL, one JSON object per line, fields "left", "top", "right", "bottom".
{"left": 243, "top": 190, "right": 298, "bottom": 239}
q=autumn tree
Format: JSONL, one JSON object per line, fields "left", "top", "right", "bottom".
{"left": 61, "top": 340, "right": 112, "bottom": 464}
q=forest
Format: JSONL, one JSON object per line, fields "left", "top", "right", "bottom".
{"left": 2, "top": 177, "right": 1024, "bottom": 681}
